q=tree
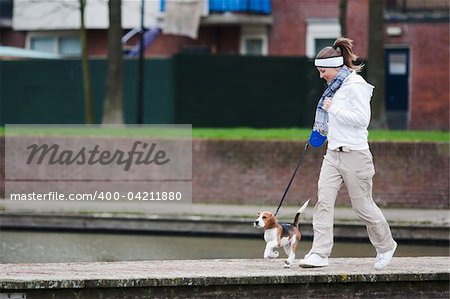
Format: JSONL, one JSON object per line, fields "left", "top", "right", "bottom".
{"left": 367, "top": 0, "right": 388, "bottom": 128}
{"left": 102, "top": 0, "right": 124, "bottom": 124}
{"left": 339, "top": 0, "right": 347, "bottom": 37}
{"left": 79, "top": 0, "right": 94, "bottom": 124}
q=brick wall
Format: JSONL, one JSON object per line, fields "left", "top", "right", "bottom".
{"left": 0, "top": 29, "right": 26, "bottom": 48}
{"left": 270, "top": 0, "right": 339, "bottom": 56}
{"left": 148, "top": 26, "right": 240, "bottom": 56}
{"left": 193, "top": 139, "right": 449, "bottom": 209}
{"left": 346, "top": 0, "right": 369, "bottom": 58}
{"left": 381, "top": 22, "right": 450, "bottom": 130}
{"left": 348, "top": 1, "right": 449, "bottom": 130}
{"left": 87, "top": 30, "right": 109, "bottom": 57}
{"left": 0, "top": 138, "right": 448, "bottom": 209}
{"left": 387, "top": 23, "right": 449, "bottom": 130}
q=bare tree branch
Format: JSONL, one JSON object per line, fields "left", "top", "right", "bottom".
{"left": 102, "top": 0, "right": 124, "bottom": 124}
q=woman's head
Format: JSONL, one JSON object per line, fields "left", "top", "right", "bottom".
{"left": 317, "top": 67, "right": 340, "bottom": 84}
{"left": 314, "top": 38, "right": 362, "bottom": 82}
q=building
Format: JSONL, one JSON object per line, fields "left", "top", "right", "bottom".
{"left": 1, "top": 0, "right": 449, "bottom": 130}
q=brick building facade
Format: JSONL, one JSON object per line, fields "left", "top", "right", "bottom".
{"left": 345, "top": 0, "right": 449, "bottom": 130}
{"left": 1, "top": 0, "right": 449, "bottom": 130}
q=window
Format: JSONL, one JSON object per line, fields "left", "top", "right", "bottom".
{"left": 244, "top": 38, "right": 263, "bottom": 55}
{"left": 386, "top": 0, "right": 449, "bottom": 12}
{"left": 0, "top": 0, "right": 13, "bottom": 26}
{"left": 28, "top": 33, "right": 81, "bottom": 57}
{"left": 385, "top": 0, "right": 449, "bottom": 21}
{"left": 388, "top": 53, "right": 407, "bottom": 75}
{"left": 30, "top": 37, "right": 54, "bottom": 53}
{"left": 240, "top": 25, "right": 268, "bottom": 56}
{"left": 314, "top": 38, "right": 336, "bottom": 55}
{"left": 306, "top": 18, "right": 341, "bottom": 58}
{"left": 59, "top": 36, "right": 81, "bottom": 56}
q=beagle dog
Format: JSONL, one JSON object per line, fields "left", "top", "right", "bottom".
{"left": 254, "top": 200, "right": 309, "bottom": 268}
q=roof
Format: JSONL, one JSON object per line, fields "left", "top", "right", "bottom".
{"left": 0, "top": 46, "right": 61, "bottom": 60}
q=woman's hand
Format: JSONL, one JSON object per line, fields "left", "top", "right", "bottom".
{"left": 322, "top": 97, "right": 332, "bottom": 111}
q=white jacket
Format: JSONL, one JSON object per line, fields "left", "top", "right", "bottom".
{"left": 326, "top": 71, "right": 374, "bottom": 150}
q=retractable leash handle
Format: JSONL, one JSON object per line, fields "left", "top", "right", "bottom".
{"left": 308, "top": 130, "right": 327, "bottom": 148}
{"left": 273, "top": 142, "right": 310, "bottom": 217}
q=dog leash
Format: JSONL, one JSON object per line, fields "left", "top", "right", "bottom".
{"left": 274, "top": 142, "right": 309, "bottom": 217}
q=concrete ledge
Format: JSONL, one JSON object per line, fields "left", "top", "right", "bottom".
{"left": 201, "top": 13, "right": 274, "bottom": 25}
{"left": 1, "top": 257, "right": 449, "bottom": 298}
{"left": 1, "top": 213, "right": 449, "bottom": 243}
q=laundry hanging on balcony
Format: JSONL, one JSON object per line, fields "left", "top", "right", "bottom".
{"left": 125, "top": 28, "right": 161, "bottom": 57}
{"left": 162, "top": 0, "right": 207, "bottom": 39}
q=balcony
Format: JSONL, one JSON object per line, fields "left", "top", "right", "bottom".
{"left": 160, "top": 0, "right": 273, "bottom": 26}
{"left": 208, "top": 0, "right": 271, "bottom": 14}
{"left": 385, "top": 0, "right": 449, "bottom": 22}
{"left": 161, "top": 0, "right": 271, "bottom": 14}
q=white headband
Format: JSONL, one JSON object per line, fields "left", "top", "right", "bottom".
{"left": 314, "top": 56, "right": 344, "bottom": 68}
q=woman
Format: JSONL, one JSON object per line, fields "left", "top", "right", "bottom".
{"left": 300, "top": 38, "right": 397, "bottom": 270}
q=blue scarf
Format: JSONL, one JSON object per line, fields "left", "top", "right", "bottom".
{"left": 309, "top": 66, "right": 351, "bottom": 147}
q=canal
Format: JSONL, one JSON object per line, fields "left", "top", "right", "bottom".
{"left": 1, "top": 230, "right": 448, "bottom": 263}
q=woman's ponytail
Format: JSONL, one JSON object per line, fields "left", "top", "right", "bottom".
{"left": 332, "top": 38, "right": 363, "bottom": 72}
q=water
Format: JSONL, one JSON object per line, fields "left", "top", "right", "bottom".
{"left": 1, "top": 231, "right": 448, "bottom": 264}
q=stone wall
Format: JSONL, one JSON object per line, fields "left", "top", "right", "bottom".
{"left": 193, "top": 140, "right": 449, "bottom": 209}
{"left": 1, "top": 138, "right": 448, "bottom": 209}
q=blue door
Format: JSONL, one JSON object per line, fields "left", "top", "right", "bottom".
{"left": 384, "top": 48, "right": 409, "bottom": 129}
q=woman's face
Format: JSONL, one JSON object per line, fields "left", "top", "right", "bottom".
{"left": 317, "top": 67, "right": 340, "bottom": 84}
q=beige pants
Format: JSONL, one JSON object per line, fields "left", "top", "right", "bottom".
{"left": 311, "top": 149, "right": 396, "bottom": 257}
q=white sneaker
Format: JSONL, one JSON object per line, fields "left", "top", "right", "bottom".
{"left": 374, "top": 242, "right": 397, "bottom": 270}
{"left": 299, "top": 253, "right": 329, "bottom": 268}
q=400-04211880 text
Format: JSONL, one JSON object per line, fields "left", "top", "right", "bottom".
{"left": 9, "top": 191, "right": 184, "bottom": 201}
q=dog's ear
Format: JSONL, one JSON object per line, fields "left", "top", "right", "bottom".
{"left": 264, "top": 212, "right": 276, "bottom": 229}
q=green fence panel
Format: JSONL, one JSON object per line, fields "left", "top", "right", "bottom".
{"left": 172, "top": 54, "right": 323, "bottom": 127}
{"left": 1, "top": 55, "right": 325, "bottom": 127}
{"left": 0, "top": 59, "right": 175, "bottom": 125}
{"left": 1, "top": 60, "right": 85, "bottom": 124}
{"left": 141, "top": 58, "right": 175, "bottom": 124}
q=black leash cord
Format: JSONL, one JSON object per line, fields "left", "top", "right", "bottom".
{"left": 274, "top": 142, "right": 309, "bottom": 217}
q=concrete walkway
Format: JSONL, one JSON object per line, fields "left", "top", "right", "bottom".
{"left": 1, "top": 257, "right": 449, "bottom": 298}
{"left": 188, "top": 203, "right": 450, "bottom": 226}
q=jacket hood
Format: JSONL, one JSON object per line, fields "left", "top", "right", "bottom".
{"left": 344, "top": 71, "right": 374, "bottom": 96}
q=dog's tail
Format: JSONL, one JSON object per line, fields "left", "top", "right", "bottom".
{"left": 293, "top": 199, "right": 310, "bottom": 227}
